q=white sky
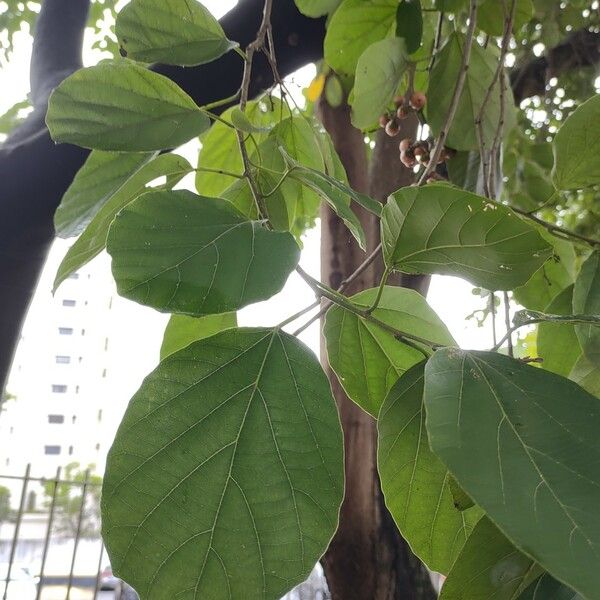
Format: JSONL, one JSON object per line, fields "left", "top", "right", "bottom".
{"left": 0, "top": 0, "right": 503, "bottom": 384}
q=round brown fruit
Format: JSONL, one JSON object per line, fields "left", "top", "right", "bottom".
{"left": 396, "top": 105, "right": 411, "bottom": 120}
{"left": 400, "top": 151, "right": 416, "bottom": 169}
{"left": 393, "top": 95, "right": 404, "bottom": 108}
{"left": 409, "top": 92, "right": 427, "bottom": 110}
{"left": 399, "top": 138, "right": 413, "bottom": 152}
{"left": 385, "top": 119, "right": 400, "bottom": 137}
{"left": 379, "top": 114, "right": 390, "bottom": 128}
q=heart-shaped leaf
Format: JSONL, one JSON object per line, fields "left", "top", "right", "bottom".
{"left": 116, "top": 0, "right": 236, "bottom": 66}
{"left": 47, "top": 61, "right": 209, "bottom": 151}
{"left": 107, "top": 190, "right": 300, "bottom": 316}
{"left": 102, "top": 328, "right": 344, "bottom": 600}
{"left": 424, "top": 348, "right": 600, "bottom": 599}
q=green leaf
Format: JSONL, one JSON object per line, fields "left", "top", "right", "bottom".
{"left": 54, "top": 151, "right": 155, "bottom": 238}
{"left": 573, "top": 250, "right": 600, "bottom": 361}
{"left": 427, "top": 33, "right": 515, "bottom": 151}
{"left": 281, "top": 149, "right": 383, "bottom": 217}
{"left": 54, "top": 154, "right": 192, "bottom": 291}
{"left": 160, "top": 313, "right": 237, "bottom": 359}
{"left": 378, "top": 362, "right": 481, "bottom": 574}
{"left": 324, "top": 286, "right": 455, "bottom": 416}
{"left": 47, "top": 61, "right": 209, "bottom": 152}
{"left": 395, "top": 0, "right": 422, "bottom": 54}
{"left": 552, "top": 94, "right": 600, "bottom": 191}
{"left": 519, "top": 573, "right": 583, "bottom": 600}
{"left": 0, "top": 98, "right": 29, "bottom": 135}
{"left": 381, "top": 184, "right": 552, "bottom": 291}
{"left": 196, "top": 98, "right": 282, "bottom": 197}
{"left": 294, "top": 0, "right": 342, "bottom": 17}
{"left": 478, "top": 0, "right": 534, "bottom": 37}
{"left": 513, "top": 232, "right": 576, "bottom": 311}
{"left": 570, "top": 355, "right": 600, "bottom": 398}
{"left": 446, "top": 151, "right": 482, "bottom": 193}
{"left": 324, "top": 0, "right": 397, "bottom": 75}
{"left": 102, "top": 328, "right": 343, "bottom": 600}
{"left": 536, "top": 286, "right": 582, "bottom": 377}
{"left": 116, "top": 0, "right": 236, "bottom": 66}
{"left": 424, "top": 348, "right": 600, "bottom": 599}
{"left": 439, "top": 517, "right": 542, "bottom": 600}
{"left": 351, "top": 37, "right": 407, "bottom": 130}
{"left": 230, "top": 108, "right": 271, "bottom": 134}
{"left": 106, "top": 190, "right": 300, "bottom": 315}
{"left": 324, "top": 75, "right": 344, "bottom": 108}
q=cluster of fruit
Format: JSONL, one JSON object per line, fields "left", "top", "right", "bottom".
{"left": 378, "top": 91, "right": 454, "bottom": 179}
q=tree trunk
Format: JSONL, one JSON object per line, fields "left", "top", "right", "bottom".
{"left": 318, "top": 99, "right": 436, "bottom": 599}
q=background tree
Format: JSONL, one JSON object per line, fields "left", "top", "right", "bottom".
{"left": 0, "top": 1, "right": 599, "bottom": 600}
{"left": 0, "top": 486, "right": 11, "bottom": 524}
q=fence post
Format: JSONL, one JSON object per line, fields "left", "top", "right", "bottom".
{"left": 35, "top": 466, "right": 61, "bottom": 600}
{"left": 2, "top": 463, "right": 30, "bottom": 600}
{"left": 66, "top": 469, "right": 90, "bottom": 600}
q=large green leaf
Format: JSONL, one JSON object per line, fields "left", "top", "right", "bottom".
{"left": 378, "top": 362, "right": 481, "bottom": 574}
{"left": 351, "top": 37, "right": 407, "bottom": 130}
{"left": 102, "top": 328, "right": 343, "bottom": 600}
{"left": 395, "top": 0, "right": 423, "bottom": 54}
{"left": 294, "top": 0, "right": 342, "bottom": 17}
{"left": 424, "top": 349, "right": 600, "bottom": 599}
{"left": 323, "top": 0, "right": 397, "bottom": 75}
{"left": 54, "top": 151, "right": 155, "bottom": 238}
{"left": 116, "top": 0, "right": 236, "bottom": 66}
{"left": 324, "top": 287, "right": 454, "bottom": 416}
{"left": 519, "top": 573, "right": 582, "bottom": 600}
{"left": 573, "top": 250, "right": 600, "bottom": 361}
{"left": 54, "top": 154, "right": 192, "bottom": 291}
{"left": 160, "top": 313, "right": 237, "bottom": 359}
{"left": 196, "top": 98, "right": 282, "bottom": 197}
{"left": 47, "top": 61, "right": 209, "bottom": 152}
{"left": 513, "top": 232, "right": 576, "bottom": 311}
{"left": 106, "top": 190, "right": 300, "bottom": 315}
{"left": 381, "top": 184, "right": 552, "bottom": 290}
{"left": 536, "top": 285, "right": 582, "bottom": 377}
{"left": 427, "top": 32, "right": 515, "bottom": 151}
{"left": 439, "top": 517, "right": 541, "bottom": 600}
{"left": 552, "top": 94, "right": 600, "bottom": 191}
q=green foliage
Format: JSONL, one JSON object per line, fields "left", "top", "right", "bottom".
{"left": 40, "top": 1, "right": 600, "bottom": 598}
{"left": 116, "top": 0, "right": 236, "bottom": 66}
{"left": 428, "top": 32, "right": 515, "bottom": 151}
{"left": 324, "top": 287, "right": 454, "bottom": 416}
{"left": 46, "top": 61, "right": 210, "bottom": 151}
{"left": 54, "top": 154, "right": 192, "bottom": 290}
{"left": 106, "top": 190, "right": 301, "bottom": 315}
{"left": 102, "top": 328, "right": 343, "bottom": 599}
{"left": 425, "top": 349, "right": 600, "bottom": 599}
{"left": 439, "top": 517, "right": 541, "bottom": 599}
{"left": 0, "top": 486, "right": 10, "bottom": 523}
{"left": 160, "top": 313, "right": 237, "bottom": 359}
{"left": 381, "top": 184, "right": 552, "bottom": 290}
{"left": 350, "top": 37, "right": 407, "bottom": 129}
{"left": 378, "top": 362, "right": 481, "bottom": 573}
{"left": 552, "top": 95, "right": 600, "bottom": 191}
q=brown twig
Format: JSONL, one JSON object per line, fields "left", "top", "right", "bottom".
{"left": 503, "top": 291, "right": 513, "bottom": 357}
{"left": 418, "top": 0, "right": 478, "bottom": 184}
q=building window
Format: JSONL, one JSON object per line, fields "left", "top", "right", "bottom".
{"left": 68, "top": 273, "right": 79, "bottom": 280}
{"left": 68, "top": 446, "right": 74, "bottom": 456}
{"left": 55, "top": 355, "right": 71, "bottom": 364}
{"left": 58, "top": 327, "right": 73, "bottom": 335}
{"left": 44, "top": 445, "right": 61, "bottom": 455}
{"left": 62, "top": 299, "right": 76, "bottom": 307}
{"left": 81, "top": 328, "right": 86, "bottom": 336}
{"left": 97, "top": 409, "right": 103, "bottom": 423}
{"left": 102, "top": 368, "right": 107, "bottom": 378}
{"left": 51, "top": 384, "right": 67, "bottom": 393}
{"left": 48, "top": 414, "right": 65, "bottom": 424}
{"left": 95, "top": 443, "right": 101, "bottom": 451}
{"left": 104, "top": 338, "right": 109, "bottom": 351}
{"left": 72, "top": 415, "right": 77, "bottom": 424}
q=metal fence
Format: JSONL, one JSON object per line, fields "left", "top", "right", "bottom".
{"left": 0, "top": 465, "right": 110, "bottom": 600}
{"left": 0, "top": 466, "right": 330, "bottom": 600}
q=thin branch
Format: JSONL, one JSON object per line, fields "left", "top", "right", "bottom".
{"left": 503, "top": 291, "right": 513, "bottom": 357}
{"left": 490, "top": 292, "right": 498, "bottom": 347}
{"left": 428, "top": 11, "right": 445, "bottom": 74}
{"left": 475, "top": 0, "right": 516, "bottom": 198}
{"left": 295, "top": 266, "right": 441, "bottom": 349}
{"left": 418, "top": 0, "right": 478, "bottom": 184}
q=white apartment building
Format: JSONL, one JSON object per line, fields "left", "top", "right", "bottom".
{"left": 0, "top": 240, "right": 167, "bottom": 505}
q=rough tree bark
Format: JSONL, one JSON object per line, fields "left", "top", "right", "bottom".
{"left": 318, "top": 99, "right": 436, "bottom": 599}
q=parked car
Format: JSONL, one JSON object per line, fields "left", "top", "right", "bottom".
{"left": 0, "top": 563, "right": 37, "bottom": 600}
{"left": 99, "top": 564, "right": 120, "bottom": 591}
